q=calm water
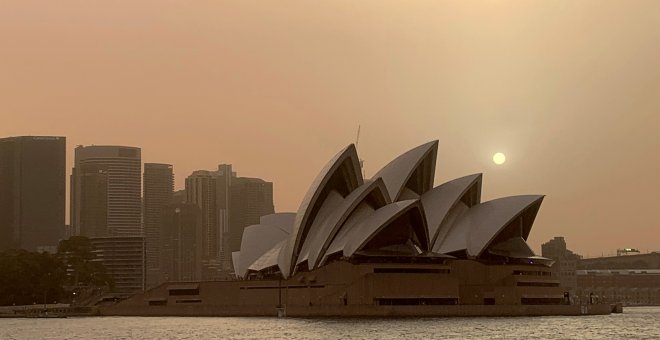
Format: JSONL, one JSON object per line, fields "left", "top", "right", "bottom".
{"left": 1, "top": 307, "right": 659, "bottom": 339}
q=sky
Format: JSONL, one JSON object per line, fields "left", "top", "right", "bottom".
{"left": 1, "top": 1, "right": 659, "bottom": 257}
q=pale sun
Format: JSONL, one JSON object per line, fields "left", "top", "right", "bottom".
{"left": 493, "top": 152, "right": 506, "bottom": 165}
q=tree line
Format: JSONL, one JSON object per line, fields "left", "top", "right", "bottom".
{"left": 0, "top": 236, "right": 113, "bottom": 306}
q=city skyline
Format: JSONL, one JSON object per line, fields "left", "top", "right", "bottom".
{"left": 2, "top": 1, "right": 659, "bottom": 258}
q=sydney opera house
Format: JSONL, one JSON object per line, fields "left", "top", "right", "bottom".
{"left": 104, "top": 141, "right": 612, "bottom": 316}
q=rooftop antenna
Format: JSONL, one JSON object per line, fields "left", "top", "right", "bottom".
{"left": 355, "top": 125, "right": 365, "bottom": 178}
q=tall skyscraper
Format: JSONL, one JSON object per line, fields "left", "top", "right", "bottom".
{"left": 75, "top": 163, "right": 108, "bottom": 238}
{"left": 161, "top": 203, "right": 203, "bottom": 282}
{"left": 0, "top": 136, "right": 65, "bottom": 252}
{"left": 184, "top": 164, "right": 273, "bottom": 277}
{"left": 228, "top": 177, "right": 274, "bottom": 259}
{"left": 143, "top": 163, "right": 174, "bottom": 288}
{"left": 185, "top": 169, "right": 224, "bottom": 278}
{"left": 71, "top": 145, "right": 142, "bottom": 237}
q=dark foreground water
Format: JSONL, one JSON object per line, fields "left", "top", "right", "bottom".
{"left": 1, "top": 307, "right": 659, "bottom": 339}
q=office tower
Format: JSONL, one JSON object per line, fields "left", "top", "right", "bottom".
{"left": 161, "top": 203, "right": 203, "bottom": 282}
{"left": 75, "top": 163, "right": 108, "bottom": 237}
{"left": 90, "top": 236, "right": 146, "bottom": 293}
{"left": 71, "top": 145, "right": 142, "bottom": 237}
{"left": 184, "top": 164, "right": 273, "bottom": 277}
{"left": 185, "top": 169, "right": 224, "bottom": 279}
{"left": 143, "top": 163, "right": 174, "bottom": 288}
{"left": 227, "top": 177, "right": 274, "bottom": 259}
{"left": 0, "top": 136, "right": 65, "bottom": 252}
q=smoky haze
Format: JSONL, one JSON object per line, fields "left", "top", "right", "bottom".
{"left": 1, "top": 1, "right": 659, "bottom": 256}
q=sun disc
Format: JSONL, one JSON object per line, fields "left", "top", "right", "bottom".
{"left": 493, "top": 152, "right": 506, "bottom": 165}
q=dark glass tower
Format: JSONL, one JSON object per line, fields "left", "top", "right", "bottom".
{"left": 0, "top": 136, "right": 66, "bottom": 252}
{"left": 143, "top": 163, "right": 174, "bottom": 288}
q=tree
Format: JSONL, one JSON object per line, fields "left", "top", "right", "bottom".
{"left": 0, "top": 249, "right": 66, "bottom": 306}
{"left": 58, "top": 236, "right": 113, "bottom": 289}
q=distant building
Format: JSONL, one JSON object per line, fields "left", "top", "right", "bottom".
{"left": 541, "top": 237, "right": 582, "bottom": 292}
{"left": 542, "top": 237, "right": 660, "bottom": 306}
{"left": 579, "top": 252, "right": 660, "bottom": 270}
{"left": 184, "top": 164, "right": 273, "bottom": 278}
{"left": 575, "top": 269, "right": 660, "bottom": 306}
{"left": 228, "top": 177, "right": 274, "bottom": 260}
{"left": 576, "top": 252, "right": 660, "bottom": 305}
{"left": 0, "top": 136, "right": 66, "bottom": 252}
{"left": 90, "top": 236, "right": 146, "bottom": 293}
{"left": 143, "top": 163, "right": 174, "bottom": 288}
{"left": 185, "top": 169, "right": 224, "bottom": 279}
{"left": 71, "top": 145, "right": 142, "bottom": 237}
{"left": 161, "top": 203, "right": 203, "bottom": 282}
{"left": 172, "top": 189, "right": 186, "bottom": 204}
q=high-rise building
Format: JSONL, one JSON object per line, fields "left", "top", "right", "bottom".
{"left": 185, "top": 169, "right": 224, "bottom": 279}
{"left": 0, "top": 136, "right": 65, "bottom": 252}
{"left": 161, "top": 203, "right": 203, "bottom": 282}
{"left": 75, "top": 163, "right": 108, "bottom": 238}
{"left": 143, "top": 163, "right": 174, "bottom": 288}
{"left": 228, "top": 177, "right": 274, "bottom": 259}
{"left": 184, "top": 164, "right": 273, "bottom": 277}
{"left": 71, "top": 145, "right": 142, "bottom": 237}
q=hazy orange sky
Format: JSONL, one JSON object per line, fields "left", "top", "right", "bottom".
{"left": 1, "top": 1, "right": 659, "bottom": 256}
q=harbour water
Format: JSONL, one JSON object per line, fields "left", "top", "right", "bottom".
{"left": 1, "top": 306, "right": 659, "bottom": 339}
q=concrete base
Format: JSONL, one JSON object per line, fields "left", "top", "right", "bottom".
{"left": 100, "top": 303, "right": 613, "bottom": 317}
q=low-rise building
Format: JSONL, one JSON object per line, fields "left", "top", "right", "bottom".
{"left": 575, "top": 269, "right": 660, "bottom": 306}
{"left": 91, "top": 236, "right": 146, "bottom": 294}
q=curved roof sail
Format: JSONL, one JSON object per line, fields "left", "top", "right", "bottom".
{"left": 465, "top": 195, "right": 543, "bottom": 257}
{"left": 232, "top": 252, "right": 241, "bottom": 277}
{"left": 301, "top": 178, "right": 391, "bottom": 270}
{"left": 324, "top": 200, "right": 429, "bottom": 259}
{"left": 437, "top": 195, "right": 544, "bottom": 257}
{"left": 371, "top": 141, "right": 438, "bottom": 202}
{"left": 249, "top": 239, "right": 287, "bottom": 273}
{"left": 259, "top": 213, "right": 296, "bottom": 234}
{"left": 278, "top": 144, "right": 363, "bottom": 278}
{"left": 421, "top": 174, "right": 482, "bottom": 249}
{"left": 296, "top": 190, "right": 345, "bottom": 268}
{"left": 237, "top": 224, "right": 291, "bottom": 278}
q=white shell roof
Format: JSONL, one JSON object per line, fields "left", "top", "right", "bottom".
{"left": 301, "top": 179, "right": 391, "bottom": 270}
{"left": 296, "top": 190, "right": 344, "bottom": 266}
{"left": 330, "top": 200, "right": 429, "bottom": 258}
{"left": 487, "top": 237, "right": 536, "bottom": 258}
{"left": 466, "top": 195, "right": 543, "bottom": 256}
{"left": 232, "top": 251, "right": 240, "bottom": 276}
{"left": 371, "top": 141, "right": 438, "bottom": 202}
{"left": 237, "top": 224, "right": 291, "bottom": 278}
{"left": 279, "top": 144, "right": 363, "bottom": 278}
{"left": 321, "top": 200, "right": 377, "bottom": 265}
{"left": 249, "top": 239, "right": 287, "bottom": 272}
{"left": 421, "top": 174, "right": 482, "bottom": 248}
{"left": 437, "top": 195, "right": 544, "bottom": 257}
{"left": 237, "top": 141, "right": 548, "bottom": 276}
{"left": 260, "top": 213, "right": 295, "bottom": 233}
